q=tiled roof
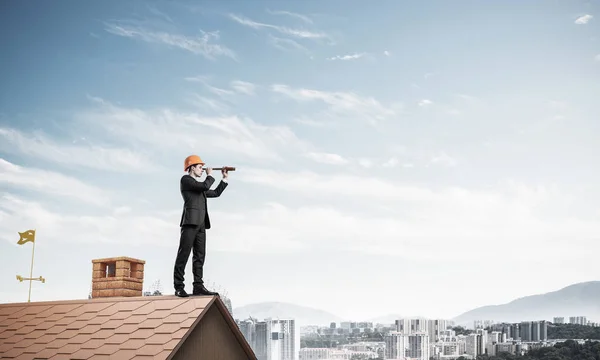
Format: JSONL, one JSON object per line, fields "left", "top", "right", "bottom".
{"left": 0, "top": 295, "right": 220, "bottom": 360}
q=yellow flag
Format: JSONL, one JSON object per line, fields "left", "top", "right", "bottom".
{"left": 17, "top": 230, "right": 36, "bottom": 245}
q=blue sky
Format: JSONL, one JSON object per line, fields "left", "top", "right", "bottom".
{"left": 1, "top": 0, "right": 599, "bottom": 322}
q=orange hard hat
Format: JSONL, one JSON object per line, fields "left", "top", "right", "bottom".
{"left": 184, "top": 155, "right": 204, "bottom": 171}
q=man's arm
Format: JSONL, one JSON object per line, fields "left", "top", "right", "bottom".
{"left": 206, "top": 179, "right": 228, "bottom": 198}
{"left": 181, "top": 175, "right": 215, "bottom": 193}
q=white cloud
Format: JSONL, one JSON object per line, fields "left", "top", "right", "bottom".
{"left": 383, "top": 50, "right": 391, "bottom": 56}
{"left": 185, "top": 76, "right": 238, "bottom": 98}
{"left": 0, "top": 159, "right": 111, "bottom": 207}
{"left": 292, "top": 116, "right": 332, "bottom": 128}
{"left": 266, "top": 9, "right": 313, "bottom": 24}
{"left": 0, "top": 127, "right": 154, "bottom": 173}
{"left": 0, "top": 194, "right": 178, "bottom": 247}
{"left": 188, "top": 94, "right": 230, "bottom": 113}
{"left": 228, "top": 14, "right": 327, "bottom": 40}
{"left": 305, "top": 154, "right": 419, "bottom": 169}
{"left": 77, "top": 97, "right": 312, "bottom": 163}
{"left": 268, "top": 34, "right": 311, "bottom": 54}
{"left": 184, "top": 75, "right": 209, "bottom": 83}
{"left": 418, "top": 99, "right": 433, "bottom": 107}
{"left": 104, "top": 23, "right": 236, "bottom": 60}
{"left": 113, "top": 206, "right": 132, "bottom": 215}
{"left": 430, "top": 152, "right": 458, "bottom": 167}
{"left": 0, "top": 194, "right": 301, "bottom": 253}
{"left": 327, "top": 53, "right": 365, "bottom": 61}
{"left": 206, "top": 85, "right": 236, "bottom": 98}
{"left": 595, "top": 54, "right": 600, "bottom": 61}
{"left": 238, "top": 168, "right": 439, "bottom": 203}
{"left": 455, "top": 94, "right": 479, "bottom": 102}
{"left": 357, "top": 158, "right": 373, "bottom": 168}
{"left": 230, "top": 80, "right": 257, "bottom": 95}
{"left": 230, "top": 170, "right": 596, "bottom": 260}
{"left": 4, "top": 173, "right": 594, "bottom": 262}
{"left": 575, "top": 14, "right": 593, "bottom": 24}
{"left": 304, "top": 152, "right": 349, "bottom": 165}
{"left": 270, "top": 84, "right": 399, "bottom": 125}
{"left": 382, "top": 157, "right": 398, "bottom": 168}
{"left": 547, "top": 100, "right": 568, "bottom": 111}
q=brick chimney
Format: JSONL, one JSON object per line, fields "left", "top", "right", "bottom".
{"left": 91, "top": 256, "right": 145, "bottom": 298}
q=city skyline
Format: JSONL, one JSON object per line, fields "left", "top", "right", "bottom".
{"left": 240, "top": 314, "right": 599, "bottom": 360}
{"left": 1, "top": 0, "right": 600, "bottom": 321}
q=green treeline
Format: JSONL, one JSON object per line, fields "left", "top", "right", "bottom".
{"left": 471, "top": 340, "right": 600, "bottom": 360}
{"left": 453, "top": 326, "right": 474, "bottom": 335}
{"left": 301, "top": 324, "right": 600, "bottom": 355}
{"left": 549, "top": 325, "right": 600, "bottom": 340}
{"left": 301, "top": 331, "right": 385, "bottom": 348}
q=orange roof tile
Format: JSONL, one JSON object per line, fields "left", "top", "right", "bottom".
{"left": 0, "top": 294, "right": 252, "bottom": 360}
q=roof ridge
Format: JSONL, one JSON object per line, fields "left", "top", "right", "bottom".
{"left": 0, "top": 294, "right": 217, "bottom": 307}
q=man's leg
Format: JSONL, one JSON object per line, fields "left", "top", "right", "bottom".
{"left": 191, "top": 224, "right": 206, "bottom": 291}
{"left": 173, "top": 225, "right": 198, "bottom": 296}
{"left": 191, "top": 224, "right": 218, "bottom": 296}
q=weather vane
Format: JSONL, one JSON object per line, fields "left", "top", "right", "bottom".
{"left": 15, "top": 229, "right": 45, "bottom": 302}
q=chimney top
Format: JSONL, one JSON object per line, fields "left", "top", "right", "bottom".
{"left": 91, "top": 256, "right": 145, "bottom": 298}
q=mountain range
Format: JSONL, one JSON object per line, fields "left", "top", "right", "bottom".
{"left": 452, "top": 281, "right": 600, "bottom": 327}
{"left": 232, "top": 281, "right": 600, "bottom": 326}
{"left": 233, "top": 302, "right": 343, "bottom": 326}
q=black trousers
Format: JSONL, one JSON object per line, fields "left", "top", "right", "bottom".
{"left": 173, "top": 223, "right": 206, "bottom": 291}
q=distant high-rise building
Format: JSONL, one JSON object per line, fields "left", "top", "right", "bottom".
{"left": 491, "top": 323, "right": 514, "bottom": 340}
{"left": 531, "top": 321, "right": 540, "bottom": 341}
{"left": 474, "top": 320, "right": 494, "bottom": 329}
{"left": 394, "top": 317, "right": 449, "bottom": 341}
{"left": 385, "top": 332, "right": 405, "bottom": 359}
{"left": 520, "top": 322, "right": 532, "bottom": 342}
{"left": 465, "top": 334, "right": 480, "bottom": 358}
{"left": 540, "top": 321, "right": 548, "bottom": 341}
{"left": 553, "top": 317, "right": 564, "bottom": 324}
{"left": 407, "top": 333, "right": 429, "bottom": 360}
{"left": 427, "top": 319, "right": 449, "bottom": 342}
{"left": 569, "top": 316, "right": 587, "bottom": 325}
{"left": 253, "top": 318, "right": 299, "bottom": 360}
{"left": 515, "top": 321, "right": 547, "bottom": 342}
{"left": 340, "top": 321, "right": 356, "bottom": 330}
{"left": 511, "top": 323, "right": 520, "bottom": 340}
{"left": 395, "top": 318, "right": 428, "bottom": 334}
{"left": 476, "top": 329, "right": 488, "bottom": 355}
{"left": 487, "top": 331, "right": 501, "bottom": 356}
{"left": 385, "top": 331, "right": 429, "bottom": 360}
{"left": 238, "top": 318, "right": 256, "bottom": 350}
{"left": 489, "top": 331, "right": 501, "bottom": 343}
{"left": 255, "top": 321, "right": 269, "bottom": 360}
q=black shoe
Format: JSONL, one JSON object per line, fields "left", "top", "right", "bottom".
{"left": 175, "top": 289, "right": 189, "bottom": 297}
{"left": 193, "top": 285, "right": 219, "bottom": 296}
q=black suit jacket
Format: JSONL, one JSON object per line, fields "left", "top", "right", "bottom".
{"left": 179, "top": 174, "right": 228, "bottom": 229}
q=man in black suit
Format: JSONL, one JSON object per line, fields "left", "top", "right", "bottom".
{"left": 174, "top": 154, "right": 229, "bottom": 297}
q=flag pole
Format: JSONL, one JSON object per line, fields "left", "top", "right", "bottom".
{"left": 27, "top": 229, "right": 36, "bottom": 303}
